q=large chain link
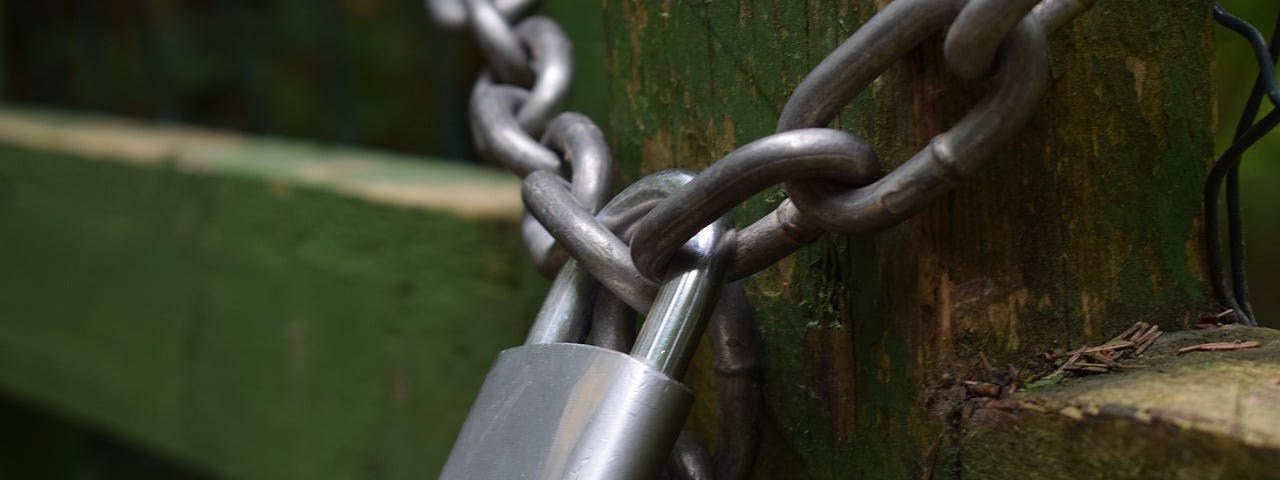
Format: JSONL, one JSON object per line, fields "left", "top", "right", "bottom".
{"left": 427, "top": 0, "right": 1098, "bottom": 477}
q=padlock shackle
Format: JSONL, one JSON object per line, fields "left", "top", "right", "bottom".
{"left": 630, "top": 195, "right": 736, "bottom": 378}
{"left": 452, "top": 170, "right": 738, "bottom": 479}
{"left": 525, "top": 170, "right": 705, "bottom": 345}
{"left": 525, "top": 258, "right": 597, "bottom": 344}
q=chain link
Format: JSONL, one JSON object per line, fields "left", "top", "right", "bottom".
{"left": 630, "top": 128, "right": 880, "bottom": 282}
{"left": 426, "top": 0, "right": 537, "bottom": 31}
{"left": 428, "top": 0, "right": 1099, "bottom": 477}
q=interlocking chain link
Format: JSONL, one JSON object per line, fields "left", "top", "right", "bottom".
{"left": 427, "top": 0, "right": 1099, "bottom": 477}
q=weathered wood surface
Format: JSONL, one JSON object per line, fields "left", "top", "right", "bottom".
{"left": 0, "top": 109, "right": 540, "bottom": 479}
{"left": 968, "top": 326, "right": 1280, "bottom": 479}
{"left": 600, "top": 0, "right": 1250, "bottom": 478}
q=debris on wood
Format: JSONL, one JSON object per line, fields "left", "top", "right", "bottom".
{"left": 963, "top": 380, "right": 1002, "bottom": 398}
{"left": 1036, "top": 321, "right": 1163, "bottom": 379}
{"left": 1175, "top": 340, "right": 1261, "bottom": 355}
{"left": 1192, "top": 309, "right": 1235, "bottom": 329}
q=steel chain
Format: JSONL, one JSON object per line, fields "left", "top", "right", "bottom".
{"left": 427, "top": 0, "right": 1099, "bottom": 478}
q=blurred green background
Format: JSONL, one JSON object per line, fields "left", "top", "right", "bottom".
{"left": 0, "top": 0, "right": 1277, "bottom": 476}
{"left": 1213, "top": 0, "right": 1280, "bottom": 327}
{"left": 0, "top": 0, "right": 1273, "bottom": 325}
{"left": 1, "top": 0, "right": 485, "bottom": 159}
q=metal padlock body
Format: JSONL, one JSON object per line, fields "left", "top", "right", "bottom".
{"left": 442, "top": 342, "right": 690, "bottom": 479}
{"left": 443, "top": 170, "right": 732, "bottom": 479}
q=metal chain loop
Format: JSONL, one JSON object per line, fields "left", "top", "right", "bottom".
{"left": 728, "top": 199, "right": 824, "bottom": 280}
{"left": 521, "top": 213, "right": 566, "bottom": 278}
{"left": 523, "top": 169, "right": 665, "bottom": 313}
{"left": 945, "top": 0, "right": 1041, "bottom": 80}
{"left": 630, "top": 128, "right": 881, "bottom": 282}
{"left": 628, "top": 0, "right": 1082, "bottom": 282}
{"left": 431, "top": 0, "right": 1101, "bottom": 477}
{"left": 511, "top": 17, "right": 573, "bottom": 134}
{"left": 542, "top": 112, "right": 614, "bottom": 212}
{"left": 469, "top": 83, "right": 559, "bottom": 175}
{"left": 468, "top": 16, "right": 573, "bottom": 136}
{"left": 464, "top": 0, "right": 533, "bottom": 85}
{"left": 781, "top": 14, "right": 1050, "bottom": 233}
{"left": 426, "top": 0, "right": 539, "bottom": 31}
{"left": 1033, "top": 0, "right": 1097, "bottom": 35}
{"left": 519, "top": 112, "right": 615, "bottom": 276}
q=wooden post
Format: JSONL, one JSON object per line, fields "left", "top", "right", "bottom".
{"left": 601, "top": 1, "right": 1278, "bottom": 477}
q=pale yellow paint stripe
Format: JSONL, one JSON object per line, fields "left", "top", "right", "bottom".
{"left": 0, "top": 109, "right": 523, "bottom": 221}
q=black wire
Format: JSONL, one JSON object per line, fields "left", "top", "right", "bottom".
{"left": 1215, "top": 5, "right": 1280, "bottom": 109}
{"left": 1206, "top": 3, "right": 1280, "bottom": 327}
{"left": 1227, "top": 8, "right": 1280, "bottom": 325}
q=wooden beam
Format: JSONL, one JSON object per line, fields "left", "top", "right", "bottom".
{"left": 599, "top": 1, "right": 1271, "bottom": 477}
{"left": 0, "top": 108, "right": 540, "bottom": 479}
{"left": 966, "top": 326, "right": 1280, "bottom": 478}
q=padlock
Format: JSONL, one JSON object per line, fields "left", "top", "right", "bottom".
{"left": 441, "top": 171, "right": 734, "bottom": 480}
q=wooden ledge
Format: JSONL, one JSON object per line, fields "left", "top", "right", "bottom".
{"left": 0, "top": 108, "right": 522, "bottom": 220}
{"left": 964, "top": 326, "right": 1280, "bottom": 479}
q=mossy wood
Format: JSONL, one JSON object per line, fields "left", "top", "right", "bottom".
{"left": 968, "top": 325, "right": 1279, "bottom": 479}
{"left": 599, "top": 0, "right": 1277, "bottom": 478}
{"left": 0, "top": 109, "right": 541, "bottom": 479}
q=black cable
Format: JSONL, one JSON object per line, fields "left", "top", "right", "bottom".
{"left": 1215, "top": 5, "right": 1280, "bottom": 109}
{"left": 1206, "top": 4, "right": 1280, "bottom": 327}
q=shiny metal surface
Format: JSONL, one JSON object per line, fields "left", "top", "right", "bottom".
{"left": 469, "top": 84, "right": 560, "bottom": 176}
{"left": 629, "top": 204, "right": 733, "bottom": 377}
{"left": 705, "top": 282, "right": 762, "bottom": 479}
{"left": 433, "top": 0, "right": 1105, "bottom": 477}
{"left": 425, "top": 0, "right": 540, "bottom": 30}
{"left": 424, "top": 0, "right": 467, "bottom": 29}
{"left": 668, "top": 432, "right": 713, "bottom": 480}
{"left": 1032, "top": 0, "right": 1098, "bottom": 34}
{"left": 514, "top": 18, "right": 573, "bottom": 135}
{"left": 729, "top": 199, "right": 823, "bottom": 280}
{"left": 524, "top": 259, "right": 596, "bottom": 345}
{"left": 521, "top": 212, "right": 566, "bottom": 278}
{"left": 441, "top": 343, "right": 691, "bottom": 480}
{"left": 629, "top": 128, "right": 880, "bottom": 282}
{"left": 518, "top": 112, "right": 613, "bottom": 277}
{"left": 590, "top": 289, "right": 635, "bottom": 351}
{"left": 465, "top": 0, "right": 532, "bottom": 85}
{"left": 542, "top": 113, "right": 613, "bottom": 213}
{"left": 783, "top": 16, "right": 1049, "bottom": 233}
{"left": 945, "top": 0, "right": 1039, "bottom": 80}
{"left": 777, "top": 0, "right": 964, "bottom": 132}
{"left": 524, "top": 171, "right": 657, "bottom": 312}
{"left": 523, "top": 170, "right": 701, "bottom": 314}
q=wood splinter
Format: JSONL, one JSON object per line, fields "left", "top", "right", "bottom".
{"left": 1176, "top": 340, "right": 1262, "bottom": 355}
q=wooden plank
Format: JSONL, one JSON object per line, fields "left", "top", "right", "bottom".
{"left": 0, "top": 108, "right": 541, "bottom": 479}
{"left": 966, "top": 326, "right": 1280, "bottom": 478}
{"left": 601, "top": 1, "right": 1243, "bottom": 477}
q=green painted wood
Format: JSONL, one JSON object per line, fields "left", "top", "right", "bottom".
{"left": 601, "top": 1, "right": 1244, "bottom": 478}
{"left": 0, "top": 395, "right": 96, "bottom": 479}
{"left": 0, "top": 109, "right": 543, "bottom": 479}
